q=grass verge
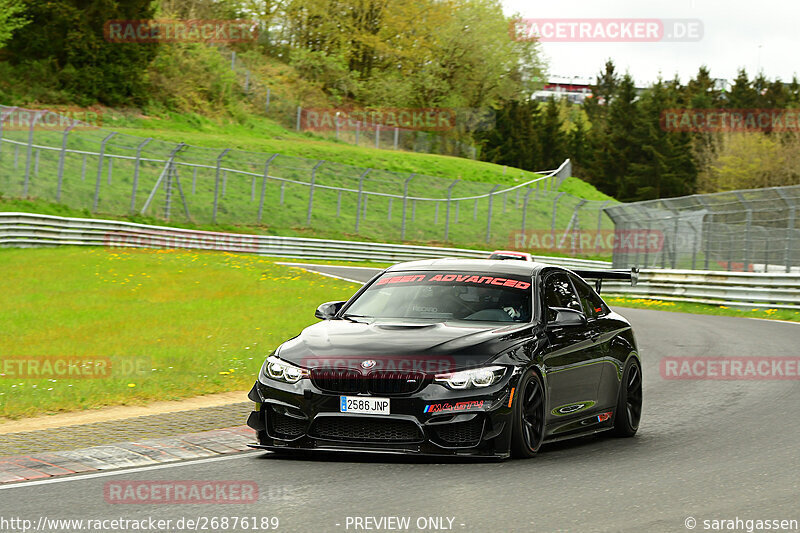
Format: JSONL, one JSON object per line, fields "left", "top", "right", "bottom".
{"left": 607, "top": 296, "right": 800, "bottom": 322}
{"left": 0, "top": 246, "right": 361, "bottom": 420}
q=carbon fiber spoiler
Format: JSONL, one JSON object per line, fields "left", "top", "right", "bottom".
{"left": 571, "top": 267, "right": 639, "bottom": 293}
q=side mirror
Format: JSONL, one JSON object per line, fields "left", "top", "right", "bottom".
{"left": 315, "top": 301, "right": 346, "bottom": 320}
{"left": 546, "top": 307, "right": 587, "bottom": 329}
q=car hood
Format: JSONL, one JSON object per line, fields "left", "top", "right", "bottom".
{"left": 275, "top": 318, "right": 532, "bottom": 372}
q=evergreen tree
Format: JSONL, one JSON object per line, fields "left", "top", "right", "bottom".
{"left": 727, "top": 69, "right": 759, "bottom": 109}
{"left": 538, "top": 97, "right": 567, "bottom": 169}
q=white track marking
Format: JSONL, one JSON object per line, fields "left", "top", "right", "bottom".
{"left": 0, "top": 451, "right": 260, "bottom": 491}
{"left": 275, "top": 262, "right": 382, "bottom": 272}
{"left": 276, "top": 263, "right": 375, "bottom": 284}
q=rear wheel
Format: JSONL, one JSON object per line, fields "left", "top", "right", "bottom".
{"left": 612, "top": 358, "right": 642, "bottom": 437}
{"left": 511, "top": 370, "right": 546, "bottom": 458}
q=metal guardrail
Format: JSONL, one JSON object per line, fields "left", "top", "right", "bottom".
{"left": 0, "top": 212, "right": 611, "bottom": 268}
{"left": 3, "top": 212, "right": 796, "bottom": 309}
{"left": 602, "top": 270, "right": 800, "bottom": 310}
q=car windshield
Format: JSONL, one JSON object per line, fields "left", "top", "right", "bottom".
{"left": 344, "top": 271, "right": 533, "bottom": 322}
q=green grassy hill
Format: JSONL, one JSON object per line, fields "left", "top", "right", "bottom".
{"left": 0, "top": 110, "right": 615, "bottom": 257}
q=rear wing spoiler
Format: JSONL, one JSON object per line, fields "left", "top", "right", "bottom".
{"left": 571, "top": 267, "right": 639, "bottom": 293}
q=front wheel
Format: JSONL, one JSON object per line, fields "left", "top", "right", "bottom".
{"left": 612, "top": 357, "right": 643, "bottom": 437}
{"left": 510, "top": 370, "right": 546, "bottom": 458}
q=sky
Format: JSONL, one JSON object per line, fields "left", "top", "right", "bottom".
{"left": 500, "top": 0, "right": 799, "bottom": 86}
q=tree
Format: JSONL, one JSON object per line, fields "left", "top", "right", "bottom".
{"left": 5, "top": 0, "right": 158, "bottom": 105}
{"left": 726, "top": 69, "right": 759, "bottom": 109}
{"left": 628, "top": 79, "right": 696, "bottom": 200}
{"left": 0, "top": 0, "right": 29, "bottom": 49}
{"left": 478, "top": 99, "right": 540, "bottom": 171}
{"left": 537, "top": 97, "right": 567, "bottom": 169}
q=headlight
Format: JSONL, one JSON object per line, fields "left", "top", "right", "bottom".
{"left": 261, "top": 356, "right": 308, "bottom": 384}
{"left": 435, "top": 366, "right": 506, "bottom": 390}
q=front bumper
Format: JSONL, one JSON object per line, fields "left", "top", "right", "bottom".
{"left": 245, "top": 372, "right": 520, "bottom": 459}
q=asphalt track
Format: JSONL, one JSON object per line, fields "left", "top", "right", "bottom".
{"left": 2, "top": 264, "right": 799, "bottom": 533}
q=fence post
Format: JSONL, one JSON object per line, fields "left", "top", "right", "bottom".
{"left": 774, "top": 188, "right": 796, "bottom": 273}
{"left": 335, "top": 113, "right": 340, "bottom": 140}
{"left": 550, "top": 192, "right": 565, "bottom": 246}
{"left": 306, "top": 160, "right": 325, "bottom": 225}
{"left": 231, "top": 51, "right": 236, "bottom": 69}
{"left": 485, "top": 185, "right": 500, "bottom": 244}
{"left": 212, "top": 148, "right": 231, "bottom": 223}
{"left": 595, "top": 201, "right": 610, "bottom": 255}
{"left": 401, "top": 174, "right": 415, "bottom": 240}
{"left": 92, "top": 132, "right": 117, "bottom": 212}
{"left": 129, "top": 138, "right": 152, "bottom": 213}
{"left": 521, "top": 188, "right": 533, "bottom": 240}
{"left": 23, "top": 111, "right": 44, "bottom": 196}
{"left": 296, "top": 106, "right": 302, "bottom": 131}
{"left": 567, "top": 199, "right": 587, "bottom": 256}
{"left": 265, "top": 88, "right": 271, "bottom": 113}
{"left": 355, "top": 121, "right": 360, "bottom": 145}
{"left": 56, "top": 123, "right": 76, "bottom": 202}
{"left": 669, "top": 211, "right": 681, "bottom": 269}
{"left": 444, "top": 179, "right": 460, "bottom": 241}
{"left": 164, "top": 158, "right": 173, "bottom": 221}
{"left": 690, "top": 219, "right": 701, "bottom": 270}
{"left": 736, "top": 192, "right": 753, "bottom": 272}
{"left": 141, "top": 143, "right": 186, "bottom": 217}
{"left": 355, "top": 169, "right": 371, "bottom": 233}
{"left": 258, "top": 154, "right": 279, "bottom": 223}
{"left": 393, "top": 127, "right": 399, "bottom": 150}
{"left": 375, "top": 124, "right": 380, "bottom": 149}
{"left": 162, "top": 144, "right": 188, "bottom": 222}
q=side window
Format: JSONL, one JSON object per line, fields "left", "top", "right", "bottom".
{"left": 571, "top": 276, "right": 609, "bottom": 320}
{"left": 543, "top": 272, "right": 582, "bottom": 321}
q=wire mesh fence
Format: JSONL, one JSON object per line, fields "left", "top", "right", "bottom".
{"left": 226, "top": 49, "right": 482, "bottom": 159}
{"left": 605, "top": 186, "right": 800, "bottom": 272}
{"left": 0, "top": 105, "right": 618, "bottom": 254}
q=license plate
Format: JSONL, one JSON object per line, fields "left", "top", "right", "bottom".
{"left": 340, "top": 396, "right": 390, "bottom": 415}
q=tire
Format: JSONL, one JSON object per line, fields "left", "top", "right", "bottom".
{"left": 510, "top": 369, "right": 546, "bottom": 458}
{"left": 612, "top": 357, "right": 643, "bottom": 437}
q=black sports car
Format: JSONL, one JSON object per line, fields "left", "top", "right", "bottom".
{"left": 247, "top": 259, "right": 642, "bottom": 459}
